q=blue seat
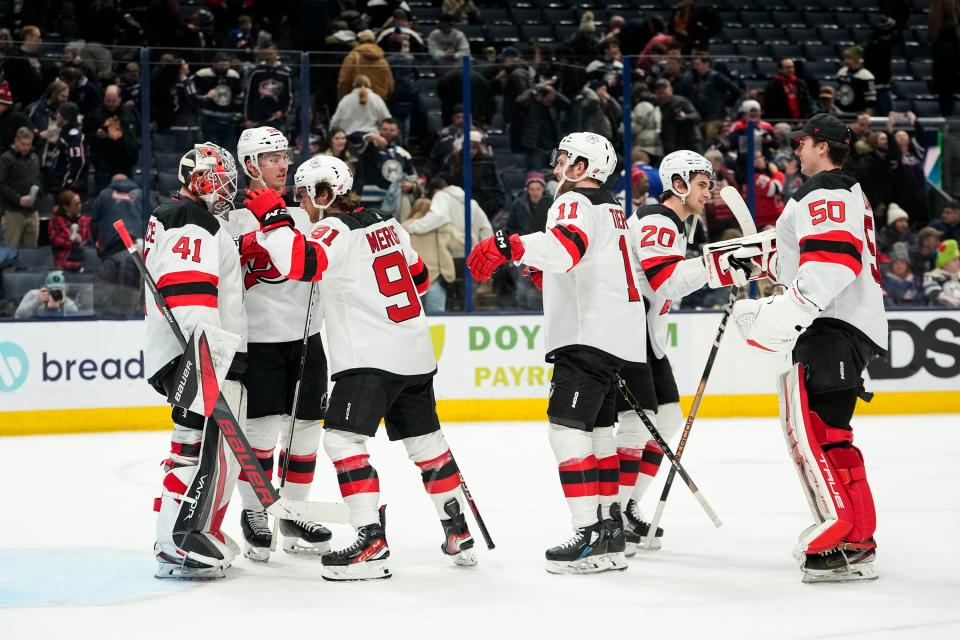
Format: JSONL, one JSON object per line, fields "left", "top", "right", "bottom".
{"left": 523, "top": 25, "right": 555, "bottom": 43}
{"left": 2, "top": 270, "right": 45, "bottom": 301}
{"left": 15, "top": 247, "right": 54, "bottom": 270}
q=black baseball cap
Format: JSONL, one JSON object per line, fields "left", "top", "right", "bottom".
{"left": 788, "top": 113, "right": 851, "bottom": 144}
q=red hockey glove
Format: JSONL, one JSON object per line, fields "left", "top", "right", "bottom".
{"left": 522, "top": 266, "right": 543, "bottom": 291}
{"left": 238, "top": 231, "right": 267, "bottom": 262}
{"left": 467, "top": 230, "right": 524, "bottom": 282}
{"left": 244, "top": 188, "right": 293, "bottom": 232}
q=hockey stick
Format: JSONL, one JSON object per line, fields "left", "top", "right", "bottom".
{"left": 270, "top": 281, "right": 319, "bottom": 551}
{"left": 114, "top": 220, "right": 349, "bottom": 524}
{"left": 642, "top": 286, "right": 738, "bottom": 548}
{"left": 720, "top": 185, "right": 758, "bottom": 236}
{"left": 616, "top": 377, "right": 722, "bottom": 527}
{"left": 453, "top": 458, "right": 495, "bottom": 550}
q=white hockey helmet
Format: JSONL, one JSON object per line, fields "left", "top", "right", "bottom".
{"left": 237, "top": 126, "right": 291, "bottom": 180}
{"left": 293, "top": 155, "right": 354, "bottom": 211}
{"left": 549, "top": 132, "right": 618, "bottom": 185}
{"left": 658, "top": 150, "right": 715, "bottom": 203}
{"left": 178, "top": 142, "right": 238, "bottom": 213}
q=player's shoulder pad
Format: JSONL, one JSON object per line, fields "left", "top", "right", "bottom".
{"left": 789, "top": 170, "right": 857, "bottom": 203}
{"left": 332, "top": 207, "right": 393, "bottom": 231}
{"left": 570, "top": 187, "right": 619, "bottom": 206}
{"left": 634, "top": 204, "right": 684, "bottom": 235}
{"left": 154, "top": 199, "right": 220, "bottom": 236}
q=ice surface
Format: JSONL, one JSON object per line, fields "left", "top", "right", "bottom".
{"left": 1, "top": 416, "right": 959, "bottom": 639}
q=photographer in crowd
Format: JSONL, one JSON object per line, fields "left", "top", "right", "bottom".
{"left": 15, "top": 270, "right": 79, "bottom": 318}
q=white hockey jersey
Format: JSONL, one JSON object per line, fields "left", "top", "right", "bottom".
{"left": 144, "top": 197, "right": 247, "bottom": 382}
{"left": 518, "top": 187, "right": 646, "bottom": 364}
{"left": 257, "top": 208, "right": 436, "bottom": 378}
{"left": 228, "top": 206, "right": 322, "bottom": 343}
{"left": 775, "top": 170, "right": 888, "bottom": 352}
{"left": 630, "top": 204, "right": 709, "bottom": 359}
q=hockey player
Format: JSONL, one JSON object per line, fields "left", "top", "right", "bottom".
{"left": 731, "top": 113, "right": 887, "bottom": 582}
{"left": 467, "top": 132, "right": 645, "bottom": 574}
{"left": 243, "top": 155, "right": 476, "bottom": 580}
{"left": 145, "top": 142, "right": 245, "bottom": 578}
{"left": 227, "top": 126, "right": 332, "bottom": 561}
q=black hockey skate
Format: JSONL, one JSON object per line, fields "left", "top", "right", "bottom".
{"left": 624, "top": 499, "right": 663, "bottom": 555}
{"left": 321, "top": 505, "right": 391, "bottom": 581}
{"left": 240, "top": 509, "right": 272, "bottom": 562}
{"left": 802, "top": 539, "right": 878, "bottom": 583}
{"left": 440, "top": 499, "right": 477, "bottom": 567}
{"left": 545, "top": 516, "right": 610, "bottom": 575}
{"left": 279, "top": 519, "right": 332, "bottom": 555}
{"left": 603, "top": 503, "right": 628, "bottom": 571}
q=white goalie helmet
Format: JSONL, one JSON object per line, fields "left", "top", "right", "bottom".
{"left": 549, "top": 131, "right": 618, "bottom": 185}
{"left": 237, "top": 126, "right": 291, "bottom": 180}
{"left": 659, "top": 150, "right": 715, "bottom": 203}
{"left": 294, "top": 155, "right": 354, "bottom": 211}
{"left": 178, "top": 142, "right": 238, "bottom": 213}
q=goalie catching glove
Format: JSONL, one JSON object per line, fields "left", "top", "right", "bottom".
{"left": 703, "top": 229, "right": 778, "bottom": 288}
{"left": 731, "top": 281, "right": 821, "bottom": 354}
{"left": 244, "top": 188, "right": 294, "bottom": 232}
{"left": 467, "top": 229, "right": 525, "bottom": 281}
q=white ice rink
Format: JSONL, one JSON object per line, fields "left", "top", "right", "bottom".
{"left": 2, "top": 416, "right": 959, "bottom": 639}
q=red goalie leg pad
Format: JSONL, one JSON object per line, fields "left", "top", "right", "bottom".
{"left": 822, "top": 437, "right": 876, "bottom": 543}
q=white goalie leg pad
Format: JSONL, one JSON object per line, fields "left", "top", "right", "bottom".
{"left": 278, "top": 417, "right": 322, "bottom": 501}
{"left": 615, "top": 408, "right": 655, "bottom": 503}
{"left": 237, "top": 414, "right": 280, "bottom": 510}
{"left": 324, "top": 429, "right": 380, "bottom": 529}
{"left": 549, "top": 423, "right": 599, "bottom": 528}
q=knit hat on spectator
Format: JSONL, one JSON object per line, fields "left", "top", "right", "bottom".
{"left": 579, "top": 11, "right": 596, "bottom": 33}
{"left": 889, "top": 243, "right": 911, "bottom": 265}
{"left": 740, "top": 100, "right": 762, "bottom": 114}
{"left": 525, "top": 172, "right": 547, "bottom": 189}
{"left": 45, "top": 270, "right": 67, "bottom": 291}
{"left": 937, "top": 239, "right": 960, "bottom": 269}
{"left": 886, "top": 203, "right": 908, "bottom": 226}
{"left": 356, "top": 30, "right": 376, "bottom": 44}
{"left": 0, "top": 81, "right": 12, "bottom": 105}
{"left": 57, "top": 102, "right": 80, "bottom": 126}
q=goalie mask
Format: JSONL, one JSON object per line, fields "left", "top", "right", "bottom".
{"left": 659, "top": 150, "right": 715, "bottom": 205}
{"left": 293, "top": 156, "right": 354, "bottom": 212}
{"left": 549, "top": 132, "right": 617, "bottom": 190}
{"left": 237, "top": 126, "right": 292, "bottom": 182}
{"left": 178, "top": 142, "right": 238, "bottom": 215}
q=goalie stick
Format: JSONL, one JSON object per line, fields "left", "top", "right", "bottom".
{"left": 114, "top": 220, "right": 349, "bottom": 524}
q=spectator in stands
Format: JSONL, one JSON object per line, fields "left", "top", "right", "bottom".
{"left": 836, "top": 48, "right": 878, "bottom": 115}
{"left": 629, "top": 167, "right": 659, "bottom": 209}
{"left": 750, "top": 150, "right": 785, "bottom": 229}
{"left": 60, "top": 66, "right": 102, "bottom": 121}
{"left": 655, "top": 49, "right": 686, "bottom": 90}
{"left": 354, "top": 117, "right": 415, "bottom": 208}
{"left": 411, "top": 176, "right": 492, "bottom": 260}
{"left": 84, "top": 86, "right": 139, "bottom": 194}
{"left": 191, "top": 52, "right": 244, "bottom": 157}
{"left": 929, "top": 0, "right": 960, "bottom": 117}
{"left": 382, "top": 35, "right": 418, "bottom": 142}
{"left": 51, "top": 102, "right": 87, "bottom": 198}
{"left": 2, "top": 26, "right": 48, "bottom": 107}
{"left": 443, "top": 130, "right": 506, "bottom": 221}
{"left": 321, "top": 128, "right": 359, "bottom": 175}
{"left": 932, "top": 201, "right": 960, "bottom": 244}
{"left": 427, "top": 13, "right": 470, "bottom": 66}
{"left": 14, "top": 270, "right": 79, "bottom": 318}
{"left": 89, "top": 173, "right": 143, "bottom": 314}
{"left": 728, "top": 99, "right": 776, "bottom": 183}
{"left": 428, "top": 104, "right": 464, "bottom": 177}
{"left": 764, "top": 58, "right": 812, "bottom": 122}
{"left": 851, "top": 131, "right": 893, "bottom": 221}
{"left": 48, "top": 190, "right": 91, "bottom": 272}
{"left": 377, "top": 9, "right": 427, "bottom": 54}
{"left": 680, "top": 52, "right": 739, "bottom": 142}
{"left": 0, "top": 127, "right": 40, "bottom": 248}
{"left": 631, "top": 86, "right": 663, "bottom": 162}
{"left": 244, "top": 42, "right": 293, "bottom": 132}
{"left": 813, "top": 85, "right": 842, "bottom": 117}
{"left": 330, "top": 75, "right": 392, "bottom": 137}
{"left": 337, "top": 29, "right": 394, "bottom": 102}
{"left": 437, "top": 66, "right": 495, "bottom": 127}
{"left": 633, "top": 149, "right": 663, "bottom": 200}
{"left": 25, "top": 79, "right": 69, "bottom": 149}
{"left": 0, "top": 81, "right": 32, "bottom": 150}
{"left": 915, "top": 226, "right": 944, "bottom": 275}
{"left": 403, "top": 196, "right": 464, "bottom": 314}
{"left": 506, "top": 171, "right": 549, "bottom": 237}
{"left": 512, "top": 84, "right": 571, "bottom": 169}
{"left": 887, "top": 111, "right": 929, "bottom": 226}
{"left": 878, "top": 203, "right": 917, "bottom": 253}
{"left": 117, "top": 62, "right": 141, "bottom": 109}
{"left": 864, "top": 15, "right": 898, "bottom": 116}
{"left": 882, "top": 243, "right": 924, "bottom": 306}
{"left": 654, "top": 78, "right": 701, "bottom": 155}
{"left": 577, "top": 79, "right": 622, "bottom": 143}
{"left": 488, "top": 48, "right": 534, "bottom": 130}
{"left": 704, "top": 148, "right": 739, "bottom": 237}
{"left": 669, "top": 0, "right": 719, "bottom": 52}
{"left": 782, "top": 156, "right": 804, "bottom": 200}
{"left": 924, "top": 239, "right": 960, "bottom": 307}
{"left": 442, "top": 0, "right": 481, "bottom": 23}
{"left": 604, "top": 15, "right": 626, "bottom": 41}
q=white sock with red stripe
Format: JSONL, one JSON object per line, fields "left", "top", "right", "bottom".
{"left": 592, "top": 426, "right": 619, "bottom": 519}
{"left": 628, "top": 402, "right": 683, "bottom": 504}
{"left": 549, "top": 423, "right": 598, "bottom": 528}
{"left": 237, "top": 415, "right": 279, "bottom": 510}
{"left": 323, "top": 429, "right": 380, "bottom": 529}
{"left": 277, "top": 418, "right": 321, "bottom": 501}
{"left": 615, "top": 408, "right": 656, "bottom": 504}
{"left": 403, "top": 432, "right": 463, "bottom": 518}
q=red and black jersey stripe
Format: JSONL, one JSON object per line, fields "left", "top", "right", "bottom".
{"left": 334, "top": 454, "right": 380, "bottom": 497}
{"left": 278, "top": 451, "right": 317, "bottom": 484}
{"left": 157, "top": 270, "right": 219, "bottom": 308}
{"left": 415, "top": 450, "right": 460, "bottom": 494}
{"left": 288, "top": 234, "right": 328, "bottom": 281}
{"left": 799, "top": 230, "right": 863, "bottom": 276}
{"left": 550, "top": 223, "right": 589, "bottom": 269}
{"left": 558, "top": 455, "right": 599, "bottom": 498}
{"left": 598, "top": 454, "right": 620, "bottom": 497}
{"left": 641, "top": 254, "right": 683, "bottom": 291}
{"left": 409, "top": 256, "right": 430, "bottom": 295}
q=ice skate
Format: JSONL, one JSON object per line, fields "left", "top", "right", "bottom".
{"left": 623, "top": 499, "right": 663, "bottom": 555}
{"left": 240, "top": 508, "right": 272, "bottom": 562}
{"left": 545, "top": 520, "right": 610, "bottom": 575}
{"left": 603, "top": 503, "right": 628, "bottom": 571}
{"left": 321, "top": 506, "right": 391, "bottom": 581}
{"left": 802, "top": 540, "right": 878, "bottom": 583}
{"left": 439, "top": 498, "right": 477, "bottom": 567}
{"left": 280, "top": 519, "right": 332, "bottom": 555}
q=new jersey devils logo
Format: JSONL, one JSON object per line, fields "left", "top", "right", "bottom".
{"left": 244, "top": 254, "right": 286, "bottom": 289}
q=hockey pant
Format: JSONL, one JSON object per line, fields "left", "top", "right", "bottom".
{"left": 155, "top": 380, "right": 245, "bottom": 570}
{"left": 615, "top": 403, "right": 683, "bottom": 504}
{"left": 324, "top": 429, "right": 463, "bottom": 529}
{"left": 237, "top": 415, "right": 321, "bottom": 510}
{"left": 778, "top": 363, "right": 876, "bottom": 555}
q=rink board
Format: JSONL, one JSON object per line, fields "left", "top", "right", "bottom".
{"left": 1, "top": 309, "right": 957, "bottom": 435}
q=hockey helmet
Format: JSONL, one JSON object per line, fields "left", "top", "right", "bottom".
{"left": 658, "top": 150, "right": 715, "bottom": 203}
{"left": 293, "top": 156, "right": 354, "bottom": 211}
{"left": 549, "top": 132, "right": 618, "bottom": 184}
{"left": 237, "top": 126, "right": 291, "bottom": 180}
{"left": 178, "top": 142, "right": 238, "bottom": 211}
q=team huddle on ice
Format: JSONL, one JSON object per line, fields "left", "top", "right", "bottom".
{"left": 141, "top": 112, "right": 887, "bottom": 585}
